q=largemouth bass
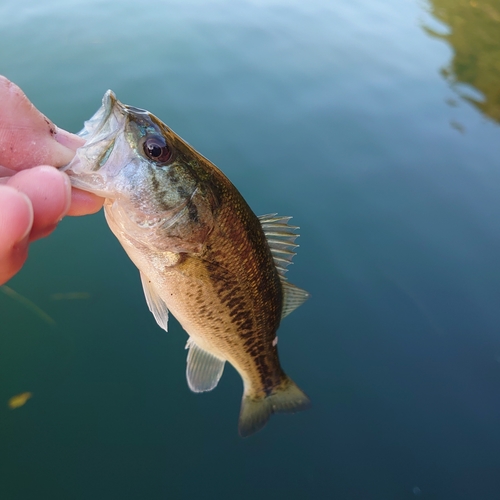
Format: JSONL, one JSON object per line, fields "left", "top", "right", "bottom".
{"left": 63, "top": 91, "right": 310, "bottom": 436}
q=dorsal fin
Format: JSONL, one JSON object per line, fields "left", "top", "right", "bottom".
{"left": 259, "top": 213, "right": 309, "bottom": 318}
{"left": 258, "top": 213, "right": 299, "bottom": 278}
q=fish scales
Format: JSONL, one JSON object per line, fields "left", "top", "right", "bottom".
{"left": 63, "top": 91, "right": 310, "bottom": 436}
{"left": 135, "top": 193, "right": 284, "bottom": 396}
{"left": 182, "top": 185, "right": 285, "bottom": 396}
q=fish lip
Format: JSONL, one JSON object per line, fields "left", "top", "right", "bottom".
{"left": 61, "top": 90, "right": 130, "bottom": 193}
{"left": 122, "top": 103, "right": 150, "bottom": 115}
{"left": 73, "top": 90, "right": 151, "bottom": 154}
{"left": 102, "top": 89, "right": 118, "bottom": 120}
{"left": 104, "top": 90, "right": 142, "bottom": 117}
{"left": 78, "top": 91, "right": 123, "bottom": 143}
{"left": 77, "top": 90, "right": 127, "bottom": 142}
{"left": 81, "top": 91, "right": 150, "bottom": 148}
{"left": 95, "top": 90, "right": 123, "bottom": 135}
{"left": 107, "top": 92, "right": 150, "bottom": 119}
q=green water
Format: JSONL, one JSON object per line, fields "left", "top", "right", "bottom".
{"left": 1, "top": 0, "right": 500, "bottom": 498}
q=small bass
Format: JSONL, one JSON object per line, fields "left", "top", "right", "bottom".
{"left": 64, "top": 92, "right": 310, "bottom": 436}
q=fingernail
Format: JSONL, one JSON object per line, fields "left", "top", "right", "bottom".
{"left": 60, "top": 172, "right": 72, "bottom": 220}
{"left": 54, "top": 127, "right": 85, "bottom": 151}
{"left": 16, "top": 191, "right": 34, "bottom": 243}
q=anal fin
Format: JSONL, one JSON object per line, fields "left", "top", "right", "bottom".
{"left": 186, "top": 338, "right": 225, "bottom": 393}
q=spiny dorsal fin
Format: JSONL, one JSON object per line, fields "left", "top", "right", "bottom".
{"left": 259, "top": 214, "right": 310, "bottom": 318}
{"left": 140, "top": 271, "right": 169, "bottom": 332}
{"left": 185, "top": 338, "right": 226, "bottom": 393}
{"left": 258, "top": 213, "right": 299, "bottom": 278}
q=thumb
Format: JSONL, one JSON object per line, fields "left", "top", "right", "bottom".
{"left": 0, "top": 185, "right": 33, "bottom": 285}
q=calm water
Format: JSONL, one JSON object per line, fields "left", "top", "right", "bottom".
{"left": 1, "top": 0, "right": 500, "bottom": 498}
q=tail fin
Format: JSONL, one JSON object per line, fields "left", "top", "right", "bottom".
{"left": 238, "top": 377, "right": 311, "bottom": 437}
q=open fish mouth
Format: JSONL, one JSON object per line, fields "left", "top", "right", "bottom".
{"left": 79, "top": 91, "right": 152, "bottom": 141}
{"left": 78, "top": 90, "right": 117, "bottom": 140}
{"left": 61, "top": 91, "right": 134, "bottom": 196}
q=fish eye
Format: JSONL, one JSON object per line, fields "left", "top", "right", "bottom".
{"left": 143, "top": 136, "right": 172, "bottom": 163}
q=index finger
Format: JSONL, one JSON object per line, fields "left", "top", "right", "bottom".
{"left": 0, "top": 76, "right": 83, "bottom": 171}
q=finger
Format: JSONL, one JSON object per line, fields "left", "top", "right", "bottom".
{"left": 0, "top": 166, "right": 16, "bottom": 177}
{"left": 67, "top": 188, "right": 104, "bottom": 216}
{"left": 0, "top": 185, "right": 33, "bottom": 285}
{"left": 2, "top": 167, "right": 104, "bottom": 216}
{"left": 0, "top": 76, "right": 84, "bottom": 171}
{"left": 6, "top": 166, "right": 71, "bottom": 241}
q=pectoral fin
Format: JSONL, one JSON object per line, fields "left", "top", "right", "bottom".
{"left": 185, "top": 338, "right": 225, "bottom": 392}
{"left": 140, "top": 272, "right": 169, "bottom": 332}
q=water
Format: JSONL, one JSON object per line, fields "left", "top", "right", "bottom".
{"left": 1, "top": 0, "right": 500, "bottom": 498}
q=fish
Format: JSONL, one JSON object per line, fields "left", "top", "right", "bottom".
{"left": 63, "top": 91, "right": 310, "bottom": 436}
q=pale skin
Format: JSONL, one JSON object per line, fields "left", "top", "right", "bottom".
{"left": 0, "top": 76, "right": 104, "bottom": 285}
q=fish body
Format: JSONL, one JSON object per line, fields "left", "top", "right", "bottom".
{"left": 64, "top": 92, "right": 310, "bottom": 436}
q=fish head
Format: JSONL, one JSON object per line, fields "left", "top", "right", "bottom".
{"left": 64, "top": 91, "right": 217, "bottom": 253}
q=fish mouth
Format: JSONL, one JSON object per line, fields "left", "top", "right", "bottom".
{"left": 78, "top": 90, "right": 120, "bottom": 141}
{"left": 79, "top": 90, "right": 151, "bottom": 139}
{"left": 77, "top": 90, "right": 132, "bottom": 151}
{"left": 62, "top": 90, "right": 133, "bottom": 196}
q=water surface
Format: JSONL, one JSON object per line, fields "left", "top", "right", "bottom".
{"left": 1, "top": 1, "right": 500, "bottom": 498}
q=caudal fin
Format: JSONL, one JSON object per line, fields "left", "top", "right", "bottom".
{"left": 238, "top": 377, "right": 311, "bottom": 437}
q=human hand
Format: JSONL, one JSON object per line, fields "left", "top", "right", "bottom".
{"left": 0, "top": 76, "right": 104, "bottom": 285}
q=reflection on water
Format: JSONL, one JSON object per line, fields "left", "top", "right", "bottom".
{"left": 0, "top": 285, "right": 55, "bottom": 325}
{"left": 424, "top": 0, "right": 500, "bottom": 123}
{"left": 49, "top": 292, "right": 91, "bottom": 301}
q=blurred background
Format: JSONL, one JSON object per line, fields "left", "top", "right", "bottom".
{"left": 1, "top": 0, "right": 500, "bottom": 498}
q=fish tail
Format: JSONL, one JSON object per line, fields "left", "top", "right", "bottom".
{"left": 238, "top": 376, "right": 311, "bottom": 437}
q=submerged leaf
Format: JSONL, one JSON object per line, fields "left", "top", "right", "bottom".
{"left": 0, "top": 286, "right": 55, "bottom": 325}
{"left": 8, "top": 392, "right": 33, "bottom": 409}
{"left": 50, "top": 292, "right": 91, "bottom": 301}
